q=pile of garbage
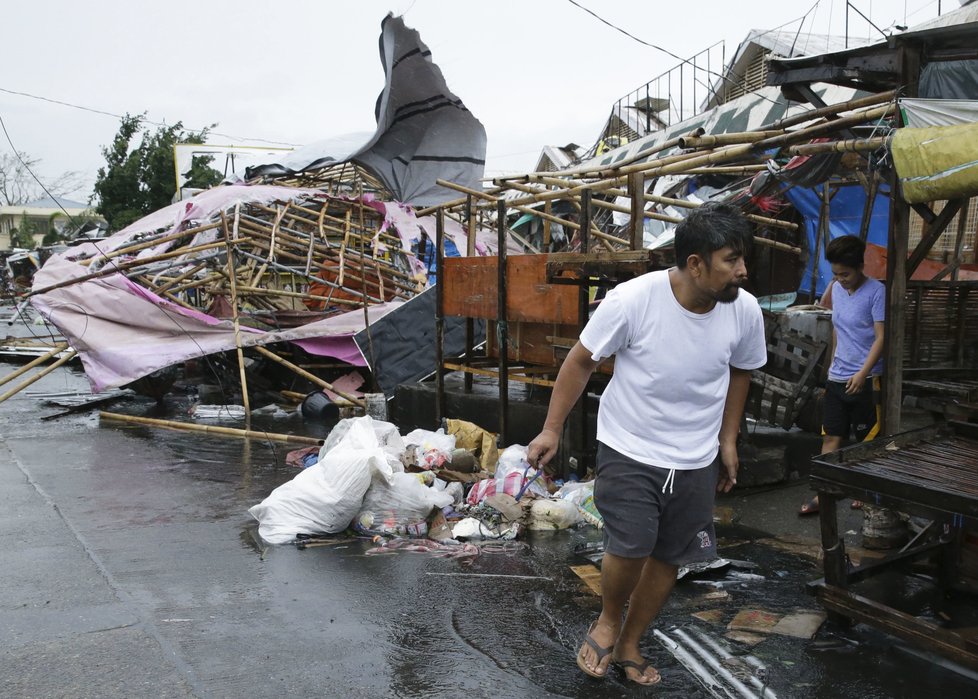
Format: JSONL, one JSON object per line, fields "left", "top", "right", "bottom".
{"left": 248, "top": 415, "right": 602, "bottom": 545}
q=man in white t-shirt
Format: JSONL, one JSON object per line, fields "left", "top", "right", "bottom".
{"left": 527, "top": 202, "right": 767, "bottom": 686}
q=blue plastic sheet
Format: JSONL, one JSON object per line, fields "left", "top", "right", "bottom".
{"left": 783, "top": 183, "right": 890, "bottom": 296}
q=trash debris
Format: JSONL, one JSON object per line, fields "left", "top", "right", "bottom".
{"left": 655, "top": 625, "right": 778, "bottom": 698}
{"left": 190, "top": 404, "right": 246, "bottom": 420}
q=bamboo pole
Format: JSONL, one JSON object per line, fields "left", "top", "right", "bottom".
{"left": 0, "top": 350, "right": 79, "bottom": 404}
{"left": 252, "top": 345, "right": 366, "bottom": 408}
{"left": 99, "top": 411, "right": 323, "bottom": 445}
{"left": 153, "top": 261, "right": 210, "bottom": 294}
{"left": 763, "top": 88, "right": 898, "bottom": 131}
{"left": 677, "top": 130, "right": 783, "bottom": 149}
{"left": 785, "top": 136, "right": 888, "bottom": 156}
{"left": 222, "top": 209, "right": 250, "bottom": 419}
{"left": 78, "top": 221, "right": 223, "bottom": 267}
{"left": 0, "top": 342, "right": 68, "bottom": 388}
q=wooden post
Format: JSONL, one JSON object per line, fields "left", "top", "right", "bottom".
{"left": 497, "top": 199, "right": 509, "bottom": 446}
{"left": 435, "top": 210, "right": 446, "bottom": 425}
{"left": 884, "top": 170, "right": 910, "bottom": 435}
{"left": 464, "top": 194, "right": 476, "bottom": 393}
{"left": 222, "top": 210, "right": 250, "bottom": 420}
{"left": 628, "top": 172, "right": 645, "bottom": 250}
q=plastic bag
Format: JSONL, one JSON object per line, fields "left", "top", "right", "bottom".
{"left": 356, "top": 472, "right": 454, "bottom": 536}
{"left": 556, "top": 480, "right": 603, "bottom": 528}
{"left": 249, "top": 418, "right": 393, "bottom": 543}
{"left": 466, "top": 444, "right": 548, "bottom": 505}
{"left": 528, "top": 499, "right": 582, "bottom": 530}
{"left": 403, "top": 427, "right": 456, "bottom": 470}
{"left": 321, "top": 416, "right": 406, "bottom": 473}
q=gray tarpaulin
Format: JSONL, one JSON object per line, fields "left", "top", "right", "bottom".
{"left": 919, "top": 59, "right": 978, "bottom": 100}
{"left": 247, "top": 14, "right": 486, "bottom": 207}
{"left": 354, "top": 287, "right": 480, "bottom": 397}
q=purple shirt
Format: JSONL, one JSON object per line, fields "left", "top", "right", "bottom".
{"left": 828, "top": 277, "right": 885, "bottom": 381}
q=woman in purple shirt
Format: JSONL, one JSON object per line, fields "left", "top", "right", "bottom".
{"left": 800, "top": 235, "right": 885, "bottom": 515}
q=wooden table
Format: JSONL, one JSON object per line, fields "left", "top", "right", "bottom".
{"left": 810, "top": 421, "right": 978, "bottom": 669}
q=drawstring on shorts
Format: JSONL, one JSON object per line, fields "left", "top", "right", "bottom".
{"left": 662, "top": 468, "right": 676, "bottom": 494}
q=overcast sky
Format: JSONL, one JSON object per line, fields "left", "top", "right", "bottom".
{"left": 0, "top": 0, "right": 946, "bottom": 203}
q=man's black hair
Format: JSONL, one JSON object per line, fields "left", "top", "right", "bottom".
{"left": 674, "top": 202, "right": 753, "bottom": 269}
{"left": 825, "top": 235, "right": 866, "bottom": 269}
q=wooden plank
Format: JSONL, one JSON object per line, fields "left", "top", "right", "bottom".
{"left": 812, "top": 582, "right": 978, "bottom": 670}
{"left": 570, "top": 564, "right": 602, "bottom": 596}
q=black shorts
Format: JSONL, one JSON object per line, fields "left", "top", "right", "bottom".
{"left": 822, "top": 377, "right": 881, "bottom": 441}
{"left": 592, "top": 442, "right": 718, "bottom": 565}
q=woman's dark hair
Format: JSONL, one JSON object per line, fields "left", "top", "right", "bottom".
{"left": 674, "top": 202, "right": 753, "bottom": 269}
{"left": 825, "top": 235, "right": 866, "bottom": 268}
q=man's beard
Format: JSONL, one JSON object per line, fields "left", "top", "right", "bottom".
{"left": 714, "top": 283, "right": 742, "bottom": 304}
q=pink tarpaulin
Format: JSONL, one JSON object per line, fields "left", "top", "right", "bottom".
{"left": 30, "top": 255, "right": 402, "bottom": 392}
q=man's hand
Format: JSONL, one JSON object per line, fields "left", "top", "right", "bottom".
{"left": 527, "top": 428, "right": 561, "bottom": 469}
{"left": 716, "top": 440, "right": 739, "bottom": 493}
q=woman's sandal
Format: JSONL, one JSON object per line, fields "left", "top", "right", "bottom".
{"left": 613, "top": 657, "right": 661, "bottom": 686}
{"left": 576, "top": 622, "right": 614, "bottom": 680}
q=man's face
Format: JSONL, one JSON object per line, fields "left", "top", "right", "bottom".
{"left": 697, "top": 246, "right": 748, "bottom": 304}
{"left": 830, "top": 262, "right": 864, "bottom": 291}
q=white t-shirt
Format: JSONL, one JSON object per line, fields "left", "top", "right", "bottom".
{"left": 579, "top": 269, "right": 767, "bottom": 469}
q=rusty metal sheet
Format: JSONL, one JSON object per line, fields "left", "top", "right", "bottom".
{"left": 443, "top": 255, "right": 580, "bottom": 324}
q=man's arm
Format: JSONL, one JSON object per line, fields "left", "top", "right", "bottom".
{"left": 717, "top": 367, "right": 752, "bottom": 493}
{"left": 846, "top": 320, "right": 884, "bottom": 394}
{"left": 526, "top": 342, "right": 600, "bottom": 468}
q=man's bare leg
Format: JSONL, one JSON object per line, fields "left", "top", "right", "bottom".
{"left": 613, "top": 556, "right": 677, "bottom": 684}
{"left": 577, "top": 552, "right": 646, "bottom": 677}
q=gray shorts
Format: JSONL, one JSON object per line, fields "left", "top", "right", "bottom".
{"left": 593, "top": 442, "right": 719, "bottom": 565}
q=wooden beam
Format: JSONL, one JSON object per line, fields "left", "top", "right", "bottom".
{"left": 907, "top": 199, "right": 964, "bottom": 278}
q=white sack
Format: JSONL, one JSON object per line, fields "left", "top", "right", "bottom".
{"left": 249, "top": 417, "right": 393, "bottom": 543}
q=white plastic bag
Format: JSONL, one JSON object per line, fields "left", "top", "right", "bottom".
{"left": 249, "top": 418, "right": 393, "bottom": 543}
{"left": 403, "top": 427, "right": 456, "bottom": 470}
{"left": 356, "top": 472, "right": 454, "bottom": 535}
{"left": 320, "top": 416, "right": 406, "bottom": 473}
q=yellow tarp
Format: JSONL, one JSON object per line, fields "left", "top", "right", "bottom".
{"left": 892, "top": 121, "right": 978, "bottom": 204}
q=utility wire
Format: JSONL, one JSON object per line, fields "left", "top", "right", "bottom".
{"left": 0, "top": 86, "right": 301, "bottom": 147}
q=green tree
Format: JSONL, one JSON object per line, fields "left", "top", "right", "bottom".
{"left": 92, "top": 114, "right": 223, "bottom": 231}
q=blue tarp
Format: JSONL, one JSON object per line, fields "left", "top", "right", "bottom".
{"left": 783, "top": 183, "right": 890, "bottom": 296}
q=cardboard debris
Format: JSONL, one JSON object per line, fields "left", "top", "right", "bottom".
{"left": 728, "top": 608, "right": 782, "bottom": 633}
{"left": 692, "top": 609, "right": 726, "bottom": 624}
{"left": 570, "top": 564, "right": 602, "bottom": 596}
{"left": 725, "top": 630, "right": 768, "bottom": 646}
{"left": 771, "top": 611, "right": 827, "bottom": 639}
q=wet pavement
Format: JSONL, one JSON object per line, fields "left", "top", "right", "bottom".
{"left": 2, "top": 350, "right": 978, "bottom": 698}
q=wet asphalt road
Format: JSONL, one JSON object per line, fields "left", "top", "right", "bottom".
{"left": 2, "top": 357, "right": 978, "bottom": 698}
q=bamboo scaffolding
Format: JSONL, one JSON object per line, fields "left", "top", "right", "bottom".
{"left": 29, "top": 239, "right": 246, "bottom": 297}
{"left": 99, "top": 411, "right": 323, "bottom": 445}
